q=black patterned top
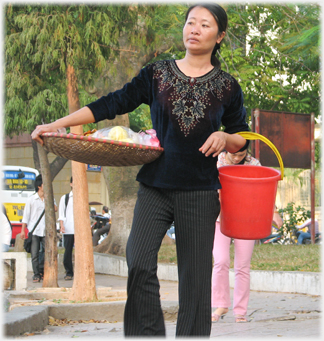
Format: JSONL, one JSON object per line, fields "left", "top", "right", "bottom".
{"left": 87, "top": 59, "right": 249, "bottom": 190}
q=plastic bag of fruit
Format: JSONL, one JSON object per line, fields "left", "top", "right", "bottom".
{"left": 91, "top": 126, "right": 160, "bottom": 147}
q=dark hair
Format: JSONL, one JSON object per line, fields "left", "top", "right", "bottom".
{"left": 70, "top": 176, "right": 73, "bottom": 183}
{"left": 185, "top": 3, "right": 228, "bottom": 68}
{"left": 102, "top": 206, "right": 109, "bottom": 213}
{"left": 225, "top": 150, "right": 252, "bottom": 164}
{"left": 35, "top": 174, "right": 43, "bottom": 192}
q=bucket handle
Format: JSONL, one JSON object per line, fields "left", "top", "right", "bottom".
{"left": 236, "top": 131, "right": 284, "bottom": 180}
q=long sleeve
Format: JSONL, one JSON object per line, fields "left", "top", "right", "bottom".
{"left": 21, "top": 197, "right": 31, "bottom": 226}
{"left": 221, "top": 83, "right": 250, "bottom": 135}
{"left": 58, "top": 195, "right": 66, "bottom": 222}
{"left": 86, "top": 65, "right": 152, "bottom": 123}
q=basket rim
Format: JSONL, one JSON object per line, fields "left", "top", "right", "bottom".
{"left": 41, "top": 132, "right": 164, "bottom": 151}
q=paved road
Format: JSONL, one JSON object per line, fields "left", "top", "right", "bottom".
{"left": 12, "top": 272, "right": 322, "bottom": 338}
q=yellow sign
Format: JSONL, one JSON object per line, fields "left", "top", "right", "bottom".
{"left": 4, "top": 203, "right": 25, "bottom": 222}
{"left": 5, "top": 179, "right": 31, "bottom": 191}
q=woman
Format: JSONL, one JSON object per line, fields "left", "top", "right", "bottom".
{"left": 211, "top": 150, "right": 283, "bottom": 323}
{"left": 32, "top": 3, "right": 249, "bottom": 336}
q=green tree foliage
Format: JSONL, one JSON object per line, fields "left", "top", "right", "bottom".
{"left": 5, "top": 4, "right": 320, "bottom": 135}
{"left": 222, "top": 3, "right": 320, "bottom": 121}
{"left": 278, "top": 202, "right": 311, "bottom": 237}
{"left": 129, "top": 4, "right": 320, "bottom": 132}
{"left": 5, "top": 4, "right": 186, "bottom": 136}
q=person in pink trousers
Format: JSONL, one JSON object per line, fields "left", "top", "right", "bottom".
{"left": 211, "top": 150, "right": 283, "bottom": 323}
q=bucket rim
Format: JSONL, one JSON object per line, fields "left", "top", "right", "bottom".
{"left": 218, "top": 164, "right": 281, "bottom": 182}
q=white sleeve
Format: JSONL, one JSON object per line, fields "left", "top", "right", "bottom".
{"left": 297, "top": 218, "right": 311, "bottom": 229}
{"left": 21, "top": 197, "right": 31, "bottom": 225}
{"left": 58, "top": 195, "right": 66, "bottom": 222}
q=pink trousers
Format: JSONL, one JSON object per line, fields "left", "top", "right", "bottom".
{"left": 211, "top": 221, "right": 255, "bottom": 316}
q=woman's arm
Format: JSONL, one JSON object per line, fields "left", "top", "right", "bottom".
{"left": 199, "top": 131, "right": 246, "bottom": 158}
{"left": 31, "top": 106, "right": 95, "bottom": 145}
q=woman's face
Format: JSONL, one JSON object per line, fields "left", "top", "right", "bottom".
{"left": 183, "top": 6, "right": 225, "bottom": 56}
{"left": 226, "top": 150, "right": 247, "bottom": 165}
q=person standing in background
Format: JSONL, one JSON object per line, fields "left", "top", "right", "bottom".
{"left": 20, "top": 175, "right": 46, "bottom": 282}
{"left": 58, "top": 176, "right": 74, "bottom": 281}
{"left": 102, "top": 206, "right": 111, "bottom": 220}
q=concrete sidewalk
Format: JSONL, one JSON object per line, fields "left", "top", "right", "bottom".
{"left": 3, "top": 253, "right": 322, "bottom": 338}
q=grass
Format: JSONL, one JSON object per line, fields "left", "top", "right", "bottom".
{"left": 158, "top": 243, "right": 321, "bottom": 272}
{"left": 18, "top": 242, "right": 321, "bottom": 272}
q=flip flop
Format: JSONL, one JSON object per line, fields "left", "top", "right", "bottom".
{"left": 211, "top": 308, "right": 228, "bottom": 323}
{"left": 211, "top": 313, "right": 222, "bottom": 323}
{"left": 235, "top": 316, "right": 248, "bottom": 323}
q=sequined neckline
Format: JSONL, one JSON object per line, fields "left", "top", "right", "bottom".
{"left": 170, "top": 59, "right": 220, "bottom": 83}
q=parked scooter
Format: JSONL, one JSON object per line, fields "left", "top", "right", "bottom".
{"left": 91, "top": 214, "right": 110, "bottom": 234}
{"left": 299, "top": 232, "right": 321, "bottom": 244}
{"left": 91, "top": 214, "right": 111, "bottom": 245}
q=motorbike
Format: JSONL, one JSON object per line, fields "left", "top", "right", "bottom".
{"left": 299, "top": 232, "right": 321, "bottom": 244}
{"left": 293, "top": 228, "right": 321, "bottom": 244}
{"left": 260, "top": 219, "right": 321, "bottom": 245}
{"left": 91, "top": 214, "right": 111, "bottom": 245}
{"left": 292, "top": 218, "right": 321, "bottom": 245}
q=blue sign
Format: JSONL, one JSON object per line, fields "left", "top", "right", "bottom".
{"left": 3, "top": 171, "right": 36, "bottom": 180}
{"left": 87, "top": 165, "right": 102, "bottom": 172}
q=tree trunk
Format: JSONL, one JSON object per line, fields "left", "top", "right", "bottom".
{"left": 37, "top": 143, "right": 59, "bottom": 288}
{"left": 66, "top": 64, "right": 97, "bottom": 302}
{"left": 32, "top": 139, "right": 69, "bottom": 181}
{"left": 93, "top": 116, "right": 139, "bottom": 256}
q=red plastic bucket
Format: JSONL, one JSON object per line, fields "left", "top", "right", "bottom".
{"left": 219, "top": 165, "right": 281, "bottom": 240}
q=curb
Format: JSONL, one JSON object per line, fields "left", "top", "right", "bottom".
{"left": 249, "top": 270, "right": 321, "bottom": 296}
{"left": 7, "top": 252, "right": 320, "bottom": 336}
{"left": 27, "top": 252, "right": 321, "bottom": 295}
{"left": 4, "top": 301, "right": 179, "bottom": 336}
{"left": 91, "top": 252, "right": 321, "bottom": 296}
{"left": 4, "top": 305, "right": 49, "bottom": 336}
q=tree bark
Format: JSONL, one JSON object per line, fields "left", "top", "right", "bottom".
{"left": 66, "top": 64, "right": 97, "bottom": 302}
{"left": 37, "top": 143, "right": 59, "bottom": 288}
{"left": 93, "top": 116, "right": 139, "bottom": 256}
{"left": 32, "top": 139, "right": 69, "bottom": 181}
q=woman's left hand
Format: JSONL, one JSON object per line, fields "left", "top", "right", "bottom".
{"left": 199, "top": 131, "right": 227, "bottom": 157}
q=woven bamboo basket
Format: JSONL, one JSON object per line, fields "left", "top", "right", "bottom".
{"left": 41, "top": 132, "right": 164, "bottom": 167}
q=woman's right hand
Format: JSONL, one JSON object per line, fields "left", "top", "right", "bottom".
{"left": 31, "top": 107, "right": 96, "bottom": 145}
{"left": 31, "top": 123, "right": 61, "bottom": 145}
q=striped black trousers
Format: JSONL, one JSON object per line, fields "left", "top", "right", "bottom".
{"left": 124, "top": 183, "right": 220, "bottom": 336}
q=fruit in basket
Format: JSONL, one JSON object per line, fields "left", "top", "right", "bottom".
{"left": 120, "top": 138, "right": 134, "bottom": 143}
{"left": 83, "top": 129, "right": 97, "bottom": 136}
{"left": 108, "top": 126, "right": 129, "bottom": 141}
